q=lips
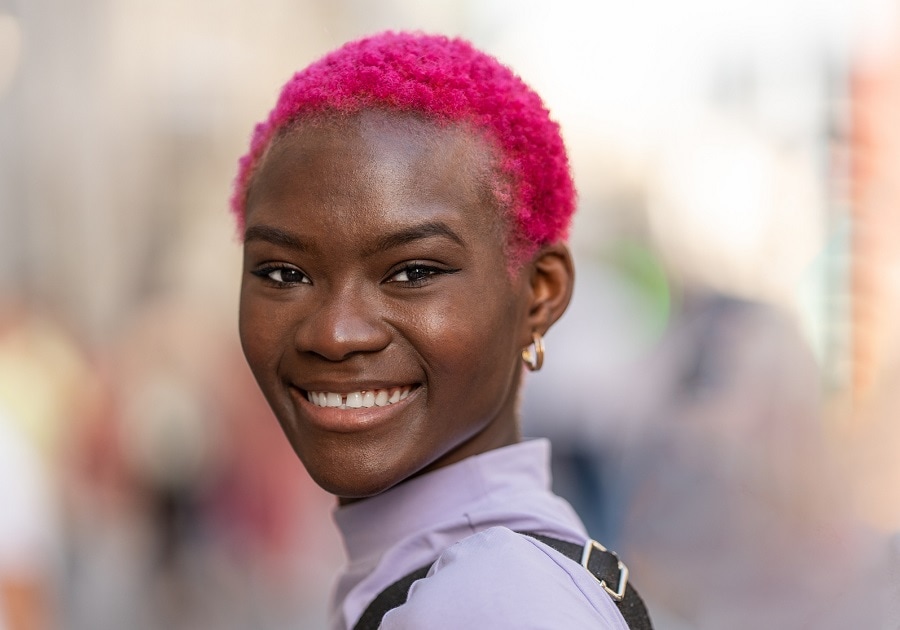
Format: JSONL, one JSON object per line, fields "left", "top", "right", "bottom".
{"left": 305, "top": 386, "right": 414, "bottom": 409}
{"left": 290, "top": 383, "right": 420, "bottom": 434}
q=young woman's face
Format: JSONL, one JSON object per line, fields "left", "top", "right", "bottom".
{"left": 238, "top": 111, "right": 532, "bottom": 500}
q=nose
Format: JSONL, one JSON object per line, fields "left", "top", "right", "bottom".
{"left": 293, "top": 286, "right": 391, "bottom": 361}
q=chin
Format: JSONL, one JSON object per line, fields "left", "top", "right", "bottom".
{"left": 296, "top": 443, "right": 422, "bottom": 501}
{"left": 313, "top": 469, "right": 404, "bottom": 502}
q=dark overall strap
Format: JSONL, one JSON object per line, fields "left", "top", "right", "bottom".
{"left": 352, "top": 564, "right": 432, "bottom": 630}
{"left": 352, "top": 532, "right": 653, "bottom": 629}
{"left": 521, "top": 532, "right": 653, "bottom": 630}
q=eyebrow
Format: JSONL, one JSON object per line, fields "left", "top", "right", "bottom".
{"left": 361, "top": 221, "right": 465, "bottom": 257}
{"left": 243, "top": 225, "right": 309, "bottom": 251}
{"left": 243, "top": 220, "right": 465, "bottom": 256}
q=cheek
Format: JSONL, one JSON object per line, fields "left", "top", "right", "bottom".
{"left": 419, "top": 288, "right": 523, "bottom": 386}
{"left": 238, "top": 295, "right": 285, "bottom": 377}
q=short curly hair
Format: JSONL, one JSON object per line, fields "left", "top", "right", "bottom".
{"left": 231, "top": 31, "right": 575, "bottom": 265}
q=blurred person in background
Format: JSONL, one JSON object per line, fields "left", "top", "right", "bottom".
{"left": 610, "top": 117, "right": 886, "bottom": 628}
{"left": 233, "top": 31, "right": 652, "bottom": 629}
{"left": 0, "top": 407, "right": 54, "bottom": 630}
{"left": 0, "top": 308, "right": 92, "bottom": 630}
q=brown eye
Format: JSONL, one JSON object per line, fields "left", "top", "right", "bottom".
{"left": 251, "top": 265, "right": 310, "bottom": 285}
{"left": 387, "top": 264, "right": 459, "bottom": 287}
{"left": 392, "top": 265, "right": 435, "bottom": 283}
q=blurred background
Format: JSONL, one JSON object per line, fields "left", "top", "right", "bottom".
{"left": 0, "top": 0, "right": 898, "bottom": 628}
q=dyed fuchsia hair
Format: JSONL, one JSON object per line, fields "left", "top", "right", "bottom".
{"left": 231, "top": 31, "right": 576, "bottom": 265}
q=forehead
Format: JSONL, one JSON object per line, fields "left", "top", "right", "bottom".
{"left": 246, "top": 110, "right": 502, "bottom": 223}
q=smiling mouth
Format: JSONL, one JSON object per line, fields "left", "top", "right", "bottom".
{"left": 304, "top": 385, "right": 416, "bottom": 409}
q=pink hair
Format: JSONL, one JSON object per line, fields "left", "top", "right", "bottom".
{"left": 231, "top": 31, "right": 575, "bottom": 264}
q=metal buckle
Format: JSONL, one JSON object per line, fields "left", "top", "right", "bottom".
{"left": 580, "top": 539, "right": 629, "bottom": 602}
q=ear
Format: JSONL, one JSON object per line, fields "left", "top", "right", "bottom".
{"left": 520, "top": 243, "right": 575, "bottom": 346}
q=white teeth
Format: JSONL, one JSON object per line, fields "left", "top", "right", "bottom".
{"left": 306, "top": 386, "right": 413, "bottom": 409}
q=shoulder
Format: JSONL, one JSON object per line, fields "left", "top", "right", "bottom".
{"left": 380, "top": 527, "right": 629, "bottom": 629}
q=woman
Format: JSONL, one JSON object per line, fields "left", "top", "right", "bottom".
{"left": 233, "top": 32, "right": 651, "bottom": 629}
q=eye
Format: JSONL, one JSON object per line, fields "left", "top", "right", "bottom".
{"left": 387, "top": 263, "right": 457, "bottom": 287}
{"left": 251, "top": 265, "right": 310, "bottom": 286}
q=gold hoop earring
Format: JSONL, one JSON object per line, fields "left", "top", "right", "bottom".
{"left": 522, "top": 332, "right": 545, "bottom": 372}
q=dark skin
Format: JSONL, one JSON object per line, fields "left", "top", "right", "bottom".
{"left": 238, "top": 110, "right": 574, "bottom": 502}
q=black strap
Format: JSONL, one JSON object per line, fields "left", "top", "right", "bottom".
{"left": 352, "top": 532, "right": 653, "bottom": 629}
{"left": 352, "top": 564, "right": 432, "bottom": 630}
{"left": 521, "top": 532, "right": 653, "bottom": 630}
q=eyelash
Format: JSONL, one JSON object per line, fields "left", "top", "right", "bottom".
{"left": 250, "top": 263, "right": 458, "bottom": 288}
{"left": 251, "top": 264, "right": 310, "bottom": 286}
{"left": 388, "top": 263, "right": 458, "bottom": 287}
